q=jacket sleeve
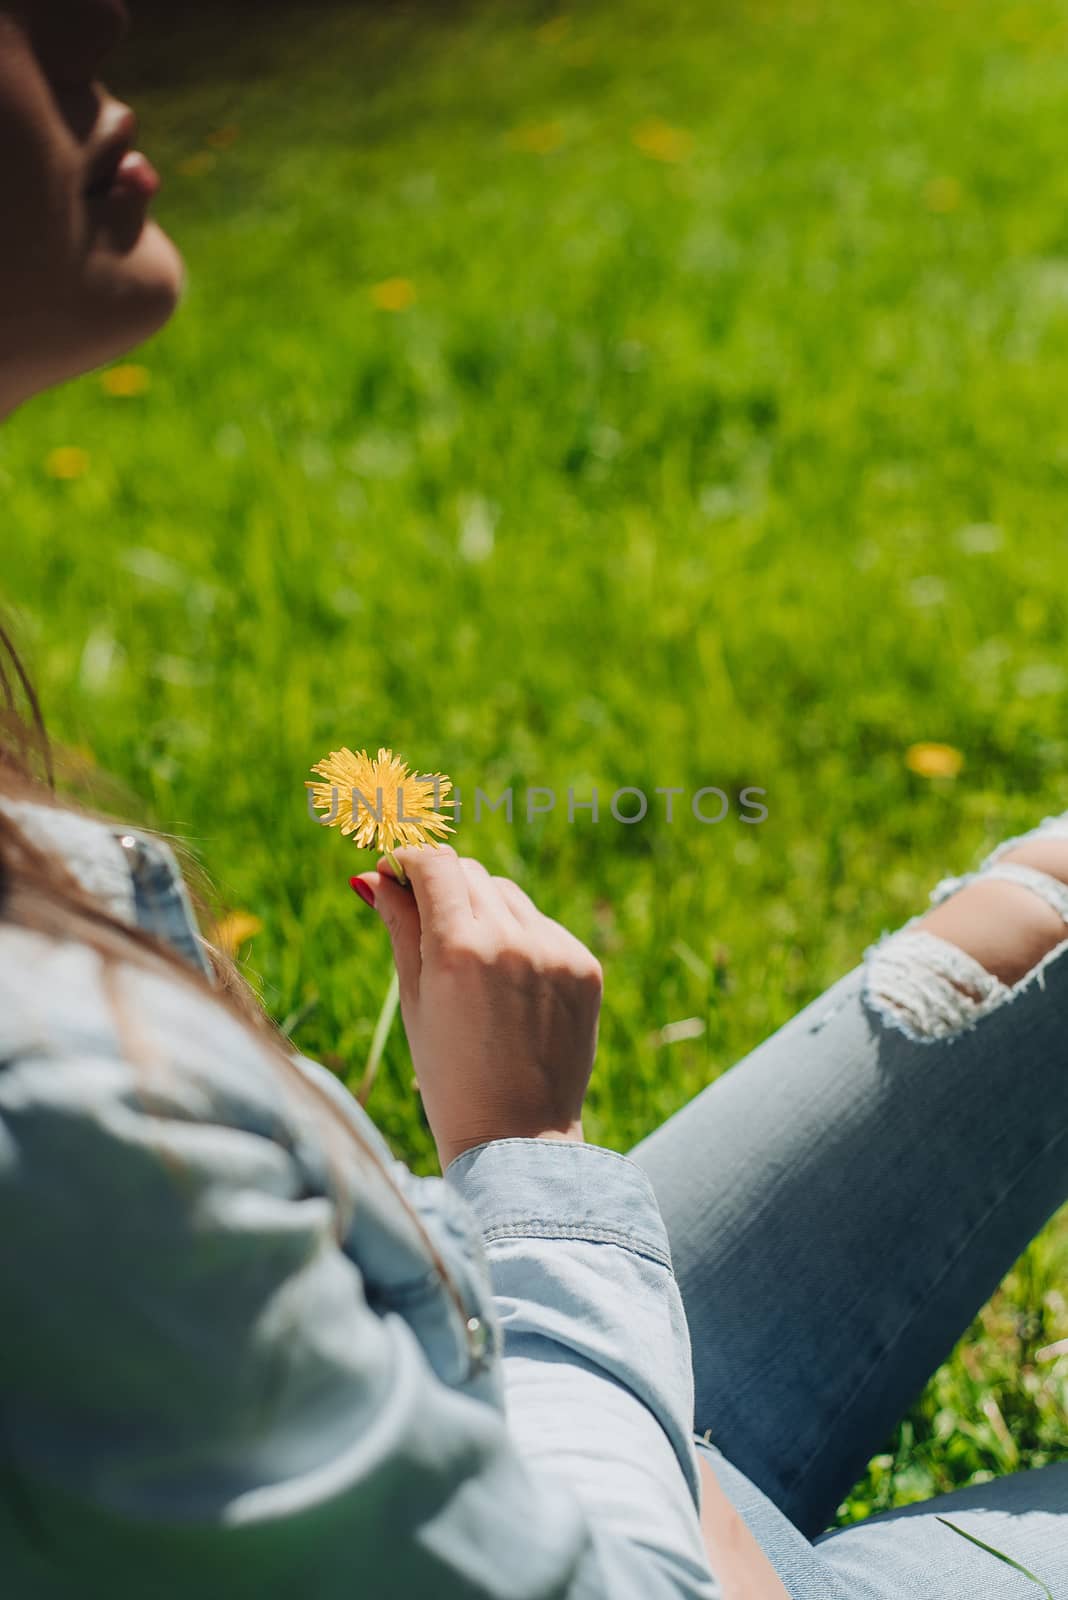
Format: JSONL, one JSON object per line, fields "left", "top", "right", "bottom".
{"left": 444, "top": 1138, "right": 717, "bottom": 1588}
{"left": 0, "top": 1049, "right": 720, "bottom": 1600}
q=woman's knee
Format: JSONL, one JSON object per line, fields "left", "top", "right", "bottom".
{"left": 863, "top": 832, "right": 1068, "bottom": 1041}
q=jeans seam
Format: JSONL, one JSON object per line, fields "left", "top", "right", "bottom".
{"left": 781, "top": 1117, "right": 1068, "bottom": 1504}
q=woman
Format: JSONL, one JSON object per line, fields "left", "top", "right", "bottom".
{"left": 2, "top": 3, "right": 1067, "bottom": 1596}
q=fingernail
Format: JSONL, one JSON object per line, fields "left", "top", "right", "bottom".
{"left": 349, "top": 876, "right": 375, "bottom": 909}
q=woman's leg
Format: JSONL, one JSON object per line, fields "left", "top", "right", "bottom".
{"left": 696, "top": 1449, "right": 1068, "bottom": 1599}
{"left": 629, "top": 814, "right": 1068, "bottom": 1539}
{"left": 815, "top": 1461, "right": 1068, "bottom": 1598}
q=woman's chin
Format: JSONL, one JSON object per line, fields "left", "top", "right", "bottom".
{"left": 102, "top": 215, "right": 185, "bottom": 315}
{"left": 130, "top": 219, "right": 186, "bottom": 328}
{"left": 138, "top": 218, "right": 186, "bottom": 300}
{"left": 83, "top": 218, "right": 186, "bottom": 359}
{"left": 0, "top": 219, "right": 187, "bottom": 418}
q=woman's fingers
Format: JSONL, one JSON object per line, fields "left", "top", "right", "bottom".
{"left": 354, "top": 869, "right": 422, "bottom": 1001}
{"left": 388, "top": 844, "right": 475, "bottom": 942}
{"left": 449, "top": 856, "right": 540, "bottom": 930}
{"left": 369, "top": 847, "right": 544, "bottom": 964}
{"left": 458, "top": 857, "right": 521, "bottom": 925}
{"left": 492, "top": 875, "right": 539, "bottom": 925}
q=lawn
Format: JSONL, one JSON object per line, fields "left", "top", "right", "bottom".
{"left": 3, "top": 0, "right": 1068, "bottom": 1526}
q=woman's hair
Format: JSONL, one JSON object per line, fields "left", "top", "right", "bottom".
{"left": 0, "top": 616, "right": 469, "bottom": 1318}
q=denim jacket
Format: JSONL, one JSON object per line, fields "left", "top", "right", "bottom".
{"left": 0, "top": 797, "right": 720, "bottom": 1598}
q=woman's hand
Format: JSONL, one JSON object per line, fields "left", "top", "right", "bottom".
{"left": 354, "top": 846, "right": 603, "bottom": 1170}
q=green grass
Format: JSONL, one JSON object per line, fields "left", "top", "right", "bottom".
{"left": 4, "top": 0, "right": 1068, "bottom": 1527}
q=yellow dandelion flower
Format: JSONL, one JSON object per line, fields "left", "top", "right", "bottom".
{"left": 100, "top": 363, "right": 150, "bottom": 397}
{"left": 46, "top": 446, "right": 90, "bottom": 480}
{"left": 307, "top": 746, "right": 454, "bottom": 882}
{"left": 632, "top": 118, "right": 694, "bottom": 164}
{"left": 213, "top": 910, "right": 264, "bottom": 955}
{"left": 176, "top": 151, "right": 217, "bottom": 178}
{"left": 905, "top": 742, "right": 965, "bottom": 779}
{"left": 370, "top": 277, "right": 417, "bottom": 312}
{"left": 508, "top": 120, "right": 565, "bottom": 155}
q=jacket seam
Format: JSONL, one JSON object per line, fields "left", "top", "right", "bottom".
{"left": 479, "top": 1219, "right": 672, "bottom": 1269}
{"left": 447, "top": 1138, "right": 654, "bottom": 1178}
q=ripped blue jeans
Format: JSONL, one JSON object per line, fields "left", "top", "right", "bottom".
{"left": 630, "top": 813, "right": 1068, "bottom": 1598}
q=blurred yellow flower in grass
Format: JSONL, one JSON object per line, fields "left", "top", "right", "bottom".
{"left": 370, "top": 277, "right": 417, "bottom": 312}
{"left": 307, "top": 745, "right": 454, "bottom": 883}
{"left": 205, "top": 124, "right": 240, "bottom": 149}
{"left": 46, "top": 446, "right": 90, "bottom": 480}
{"left": 176, "top": 151, "right": 217, "bottom": 178}
{"left": 925, "top": 175, "right": 962, "bottom": 213}
{"left": 508, "top": 120, "right": 565, "bottom": 155}
{"left": 213, "top": 911, "right": 264, "bottom": 956}
{"left": 632, "top": 118, "right": 694, "bottom": 164}
{"left": 536, "top": 16, "right": 571, "bottom": 45}
{"left": 100, "top": 364, "right": 150, "bottom": 397}
{"left": 905, "top": 742, "right": 965, "bottom": 779}
{"left": 1001, "top": 5, "right": 1042, "bottom": 45}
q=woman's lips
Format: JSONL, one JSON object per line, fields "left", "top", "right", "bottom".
{"left": 86, "top": 149, "right": 161, "bottom": 209}
{"left": 105, "top": 149, "right": 161, "bottom": 201}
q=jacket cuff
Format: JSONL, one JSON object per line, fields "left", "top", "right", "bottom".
{"left": 443, "top": 1137, "right": 675, "bottom": 1271}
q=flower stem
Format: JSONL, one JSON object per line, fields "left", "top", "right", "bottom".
{"left": 384, "top": 848, "right": 409, "bottom": 887}
{"left": 356, "top": 968, "right": 400, "bottom": 1107}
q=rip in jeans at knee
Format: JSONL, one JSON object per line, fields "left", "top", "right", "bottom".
{"left": 863, "top": 929, "right": 1011, "bottom": 1042}
{"left": 863, "top": 832, "right": 1068, "bottom": 1042}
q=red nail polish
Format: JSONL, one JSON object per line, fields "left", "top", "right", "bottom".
{"left": 350, "top": 876, "right": 375, "bottom": 908}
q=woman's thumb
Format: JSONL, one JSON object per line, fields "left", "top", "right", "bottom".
{"left": 351, "top": 871, "right": 421, "bottom": 995}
